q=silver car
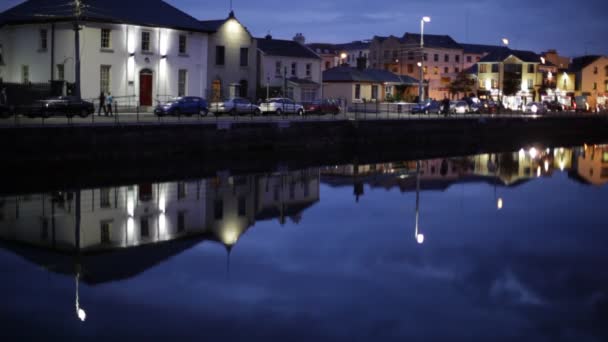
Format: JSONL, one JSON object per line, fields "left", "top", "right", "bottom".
{"left": 524, "top": 102, "right": 548, "bottom": 114}
{"left": 450, "top": 101, "right": 469, "bottom": 114}
{"left": 259, "top": 98, "right": 305, "bottom": 115}
{"left": 211, "top": 97, "right": 261, "bottom": 115}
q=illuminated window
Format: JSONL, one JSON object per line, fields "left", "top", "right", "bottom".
{"left": 141, "top": 31, "right": 151, "bottom": 52}
{"left": 39, "top": 29, "right": 47, "bottom": 50}
{"left": 179, "top": 35, "right": 187, "bottom": 54}
{"left": 528, "top": 79, "right": 533, "bottom": 89}
{"left": 100, "top": 65, "right": 111, "bottom": 94}
{"left": 423, "top": 66, "right": 428, "bottom": 74}
{"left": 593, "top": 82, "right": 597, "bottom": 90}
{"left": 479, "top": 64, "right": 488, "bottom": 73}
{"left": 433, "top": 66, "right": 438, "bottom": 75}
{"left": 101, "top": 29, "right": 111, "bottom": 49}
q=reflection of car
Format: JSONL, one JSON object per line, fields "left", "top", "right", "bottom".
{"left": 524, "top": 102, "right": 548, "bottom": 114}
{"left": 411, "top": 100, "right": 441, "bottom": 114}
{"left": 543, "top": 100, "right": 564, "bottom": 112}
{"left": 259, "top": 98, "right": 304, "bottom": 115}
{"left": 154, "top": 96, "right": 208, "bottom": 116}
{"left": 450, "top": 101, "right": 469, "bottom": 114}
{"left": 210, "top": 98, "right": 261, "bottom": 115}
{"left": 304, "top": 99, "right": 341, "bottom": 115}
{"left": 28, "top": 96, "right": 94, "bottom": 118}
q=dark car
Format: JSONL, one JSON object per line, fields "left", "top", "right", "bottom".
{"left": 154, "top": 96, "right": 208, "bottom": 116}
{"left": 304, "top": 99, "right": 341, "bottom": 115}
{"left": 411, "top": 100, "right": 442, "bottom": 114}
{"left": 27, "top": 96, "right": 94, "bottom": 118}
{"left": 478, "top": 100, "right": 499, "bottom": 114}
{"left": 543, "top": 100, "right": 564, "bottom": 112}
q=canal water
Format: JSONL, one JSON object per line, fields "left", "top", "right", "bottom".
{"left": 0, "top": 145, "right": 607, "bottom": 341}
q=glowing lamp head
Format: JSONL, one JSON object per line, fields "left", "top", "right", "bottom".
{"left": 502, "top": 38, "right": 509, "bottom": 46}
{"left": 77, "top": 308, "right": 86, "bottom": 322}
{"left": 540, "top": 57, "right": 546, "bottom": 64}
{"left": 416, "top": 233, "right": 425, "bottom": 244}
{"left": 340, "top": 52, "right": 347, "bottom": 59}
{"left": 417, "top": 62, "right": 422, "bottom": 67}
{"left": 422, "top": 16, "right": 431, "bottom": 23}
{"left": 529, "top": 147, "right": 538, "bottom": 159}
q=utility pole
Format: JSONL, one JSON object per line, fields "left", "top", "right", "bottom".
{"left": 73, "top": 0, "right": 83, "bottom": 99}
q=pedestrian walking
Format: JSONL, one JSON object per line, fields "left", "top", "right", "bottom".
{"left": 98, "top": 91, "right": 106, "bottom": 115}
{"left": 106, "top": 92, "right": 114, "bottom": 116}
{"left": 442, "top": 96, "right": 450, "bottom": 116}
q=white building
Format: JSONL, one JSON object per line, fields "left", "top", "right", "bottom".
{"left": 0, "top": 0, "right": 211, "bottom": 107}
{"left": 257, "top": 35, "right": 322, "bottom": 102}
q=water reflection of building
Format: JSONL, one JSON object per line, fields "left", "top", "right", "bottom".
{"left": 0, "top": 169, "right": 321, "bottom": 284}
{"left": 572, "top": 145, "right": 608, "bottom": 186}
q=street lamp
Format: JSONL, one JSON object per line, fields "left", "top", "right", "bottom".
{"left": 340, "top": 52, "right": 347, "bottom": 66}
{"left": 498, "top": 38, "right": 509, "bottom": 104}
{"left": 419, "top": 16, "right": 431, "bottom": 102}
{"left": 414, "top": 160, "right": 424, "bottom": 244}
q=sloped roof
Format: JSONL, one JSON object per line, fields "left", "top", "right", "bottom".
{"left": 0, "top": 0, "right": 212, "bottom": 32}
{"left": 460, "top": 43, "right": 509, "bottom": 55}
{"left": 568, "top": 55, "right": 602, "bottom": 72}
{"left": 323, "top": 66, "right": 419, "bottom": 84}
{"left": 307, "top": 43, "right": 339, "bottom": 54}
{"left": 479, "top": 48, "right": 541, "bottom": 63}
{"left": 402, "top": 33, "right": 462, "bottom": 50}
{"left": 334, "top": 40, "right": 371, "bottom": 51}
{"left": 288, "top": 78, "right": 320, "bottom": 86}
{"left": 199, "top": 19, "right": 226, "bottom": 32}
{"left": 257, "top": 37, "right": 320, "bottom": 59}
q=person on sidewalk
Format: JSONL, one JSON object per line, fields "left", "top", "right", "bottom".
{"left": 98, "top": 92, "right": 106, "bottom": 116}
{"left": 106, "top": 92, "right": 114, "bottom": 116}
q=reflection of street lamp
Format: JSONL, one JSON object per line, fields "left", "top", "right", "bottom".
{"left": 75, "top": 272, "right": 86, "bottom": 322}
{"left": 419, "top": 16, "right": 431, "bottom": 102}
{"left": 414, "top": 161, "right": 424, "bottom": 244}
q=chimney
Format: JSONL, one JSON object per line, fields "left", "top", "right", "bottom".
{"left": 293, "top": 33, "right": 306, "bottom": 45}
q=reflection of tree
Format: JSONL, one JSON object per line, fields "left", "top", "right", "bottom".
{"left": 498, "top": 153, "right": 519, "bottom": 178}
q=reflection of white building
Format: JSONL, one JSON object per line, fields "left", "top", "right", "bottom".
{"left": 576, "top": 145, "right": 608, "bottom": 186}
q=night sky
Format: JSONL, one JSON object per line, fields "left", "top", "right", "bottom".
{"left": 1, "top": 0, "right": 607, "bottom": 57}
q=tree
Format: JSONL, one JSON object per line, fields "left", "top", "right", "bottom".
{"left": 448, "top": 72, "right": 474, "bottom": 98}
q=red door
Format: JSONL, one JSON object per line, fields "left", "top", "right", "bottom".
{"left": 139, "top": 71, "right": 153, "bottom": 106}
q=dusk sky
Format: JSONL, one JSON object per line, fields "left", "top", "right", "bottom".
{"left": 1, "top": 0, "right": 607, "bottom": 57}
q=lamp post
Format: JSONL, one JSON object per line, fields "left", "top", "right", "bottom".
{"left": 498, "top": 38, "right": 509, "bottom": 104}
{"left": 419, "top": 16, "right": 431, "bottom": 102}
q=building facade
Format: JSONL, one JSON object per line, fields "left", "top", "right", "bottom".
{"left": 0, "top": 0, "right": 211, "bottom": 107}
{"left": 257, "top": 35, "right": 322, "bottom": 102}
{"left": 568, "top": 55, "right": 608, "bottom": 109}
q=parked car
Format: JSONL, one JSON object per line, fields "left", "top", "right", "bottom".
{"left": 27, "top": 96, "right": 94, "bottom": 118}
{"left": 450, "top": 101, "right": 469, "bottom": 114}
{"left": 479, "top": 100, "right": 499, "bottom": 114}
{"left": 524, "top": 102, "right": 548, "bottom": 114}
{"left": 154, "top": 96, "right": 208, "bottom": 116}
{"left": 210, "top": 97, "right": 261, "bottom": 115}
{"left": 543, "top": 100, "right": 564, "bottom": 112}
{"left": 411, "top": 100, "right": 442, "bottom": 114}
{"left": 259, "top": 98, "right": 305, "bottom": 115}
{"left": 304, "top": 99, "right": 341, "bottom": 115}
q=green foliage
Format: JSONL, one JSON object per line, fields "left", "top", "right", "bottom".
{"left": 448, "top": 72, "right": 474, "bottom": 96}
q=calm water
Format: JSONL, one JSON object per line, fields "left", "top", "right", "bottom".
{"left": 1, "top": 145, "right": 607, "bottom": 341}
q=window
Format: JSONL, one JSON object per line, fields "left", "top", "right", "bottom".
{"left": 385, "top": 85, "right": 393, "bottom": 97}
{"left": 177, "top": 182, "right": 186, "bottom": 200}
{"left": 177, "top": 211, "right": 185, "bottom": 232}
{"left": 605, "top": 66, "right": 608, "bottom": 77}
{"left": 306, "top": 63, "right": 312, "bottom": 77}
{"left": 407, "top": 64, "right": 413, "bottom": 73}
{"left": 354, "top": 84, "right": 361, "bottom": 99}
{"left": 215, "top": 45, "right": 225, "bottom": 65}
{"left": 179, "top": 35, "right": 187, "bottom": 54}
{"left": 455, "top": 55, "right": 460, "bottom": 63}
{"left": 423, "top": 66, "right": 428, "bottom": 74}
{"left": 100, "top": 188, "right": 111, "bottom": 208}
{"left": 492, "top": 79, "right": 498, "bottom": 88}
{"left": 433, "top": 66, "right": 439, "bottom": 75}
{"left": 140, "top": 217, "right": 149, "bottom": 238}
{"left": 527, "top": 78, "right": 533, "bottom": 89}
{"left": 455, "top": 67, "right": 459, "bottom": 73}
{"left": 56, "top": 64, "right": 64, "bottom": 80}
{"left": 100, "top": 65, "right": 111, "bottom": 94}
{"left": 408, "top": 51, "right": 414, "bottom": 60}
{"left": 527, "top": 64, "right": 535, "bottom": 73}
{"left": 593, "top": 82, "right": 597, "bottom": 90}
{"left": 444, "top": 54, "right": 449, "bottom": 62}
{"left": 491, "top": 64, "right": 499, "bottom": 73}
{"left": 39, "top": 29, "right": 47, "bottom": 50}
{"left": 371, "top": 85, "right": 378, "bottom": 100}
{"left": 444, "top": 67, "right": 449, "bottom": 74}
{"left": 101, "top": 29, "right": 111, "bottom": 49}
{"left": 214, "top": 200, "right": 223, "bottom": 220}
{"left": 21, "top": 65, "right": 29, "bottom": 83}
{"left": 466, "top": 55, "right": 472, "bottom": 63}
{"left": 238, "top": 196, "right": 246, "bottom": 217}
{"left": 593, "top": 66, "right": 598, "bottom": 74}
{"left": 101, "top": 221, "right": 112, "bottom": 244}
{"left": 275, "top": 61, "right": 282, "bottom": 77}
{"left": 240, "top": 47, "right": 248, "bottom": 67}
{"left": 476, "top": 56, "right": 481, "bottom": 62}
{"left": 392, "top": 50, "right": 398, "bottom": 59}
{"left": 178, "top": 70, "right": 187, "bottom": 97}
{"left": 0, "top": 43, "right": 3, "bottom": 64}
{"left": 291, "top": 62, "right": 297, "bottom": 76}
{"left": 384, "top": 50, "right": 389, "bottom": 59}
{"left": 434, "top": 54, "right": 439, "bottom": 62}
{"left": 563, "top": 78, "right": 567, "bottom": 89}
{"left": 141, "top": 31, "right": 151, "bottom": 52}
{"left": 479, "top": 64, "right": 488, "bottom": 73}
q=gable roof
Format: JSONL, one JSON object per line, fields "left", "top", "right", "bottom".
{"left": 323, "top": 66, "right": 419, "bottom": 84}
{"left": 257, "top": 37, "right": 320, "bottom": 59}
{"left": 0, "top": 0, "right": 211, "bottom": 32}
{"left": 460, "top": 43, "right": 508, "bottom": 55}
{"left": 479, "top": 48, "right": 541, "bottom": 63}
{"left": 568, "top": 55, "right": 603, "bottom": 72}
{"left": 199, "top": 19, "right": 226, "bottom": 32}
{"left": 334, "top": 40, "right": 371, "bottom": 51}
{"left": 402, "top": 33, "right": 462, "bottom": 50}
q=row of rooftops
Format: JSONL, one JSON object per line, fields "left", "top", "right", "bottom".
{"left": 0, "top": 0, "right": 604, "bottom": 73}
